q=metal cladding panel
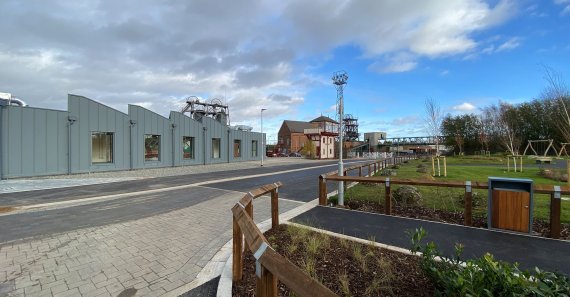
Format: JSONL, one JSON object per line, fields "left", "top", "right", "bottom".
{"left": 68, "top": 95, "right": 130, "bottom": 173}
{"left": 229, "top": 130, "right": 263, "bottom": 162}
{"left": 169, "top": 112, "right": 203, "bottom": 166}
{"left": 128, "top": 105, "right": 172, "bottom": 169}
{"left": 201, "top": 117, "right": 228, "bottom": 164}
{"left": 1, "top": 106, "right": 68, "bottom": 178}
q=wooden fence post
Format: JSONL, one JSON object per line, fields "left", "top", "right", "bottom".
{"left": 343, "top": 170, "right": 347, "bottom": 191}
{"left": 567, "top": 160, "right": 570, "bottom": 187}
{"left": 257, "top": 265, "right": 277, "bottom": 297}
{"left": 318, "top": 175, "right": 327, "bottom": 205}
{"left": 368, "top": 164, "right": 371, "bottom": 176}
{"left": 358, "top": 166, "right": 362, "bottom": 177}
{"left": 232, "top": 217, "right": 243, "bottom": 281}
{"left": 385, "top": 177, "right": 392, "bottom": 215}
{"left": 464, "top": 181, "right": 472, "bottom": 227}
{"left": 246, "top": 201, "right": 253, "bottom": 220}
{"left": 271, "top": 188, "right": 279, "bottom": 229}
{"left": 374, "top": 162, "right": 377, "bottom": 174}
{"left": 551, "top": 186, "right": 561, "bottom": 239}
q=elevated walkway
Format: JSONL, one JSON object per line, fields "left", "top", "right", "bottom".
{"left": 291, "top": 206, "right": 570, "bottom": 275}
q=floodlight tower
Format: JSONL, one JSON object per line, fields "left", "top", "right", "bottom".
{"left": 332, "top": 70, "right": 348, "bottom": 206}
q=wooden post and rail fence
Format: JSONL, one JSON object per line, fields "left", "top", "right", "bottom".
{"left": 318, "top": 154, "right": 417, "bottom": 206}
{"left": 232, "top": 182, "right": 337, "bottom": 297}
{"left": 319, "top": 174, "right": 565, "bottom": 239}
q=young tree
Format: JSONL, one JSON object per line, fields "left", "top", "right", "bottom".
{"left": 424, "top": 98, "right": 443, "bottom": 155}
{"left": 541, "top": 66, "right": 570, "bottom": 142}
{"left": 300, "top": 138, "right": 316, "bottom": 159}
{"left": 476, "top": 110, "right": 495, "bottom": 152}
{"left": 442, "top": 114, "right": 479, "bottom": 155}
{"left": 486, "top": 102, "right": 521, "bottom": 155}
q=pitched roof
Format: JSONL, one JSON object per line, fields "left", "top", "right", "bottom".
{"left": 310, "top": 115, "right": 338, "bottom": 124}
{"left": 283, "top": 120, "right": 313, "bottom": 133}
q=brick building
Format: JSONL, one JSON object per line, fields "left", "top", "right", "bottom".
{"left": 276, "top": 116, "right": 339, "bottom": 159}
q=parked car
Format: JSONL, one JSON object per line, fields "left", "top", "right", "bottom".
{"left": 266, "top": 151, "right": 277, "bottom": 157}
{"left": 289, "top": 152, "right": 302, "bottom": 157}
{"left": 277, "top": 152, "right": 289, "bottom": 157}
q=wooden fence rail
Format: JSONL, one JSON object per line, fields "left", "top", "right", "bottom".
{"left": 319, "top": 174, "right": 566, "bottom": 239}
{"left": 318, "top": 155, "right": 417, "bottom": 206}
{"left": 232, "top": 182, "right": 337, "bottom": 297}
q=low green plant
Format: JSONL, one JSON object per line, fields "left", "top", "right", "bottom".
{"left": 409, "top": 228, "right": 570, "bottom": 296}
{"left": 301, "top": 256, "right": 317, "bottom": 279}
{"left": 306, "top": 236, "right": 320, "bottom": 256}
{"left": 338, "top": 271, "right": 351, "bottom": 296}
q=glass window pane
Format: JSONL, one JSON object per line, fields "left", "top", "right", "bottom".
{"left": 252, "top": 140, "right": 258, "bottom": 157}
{"left": 212, "top": 138, "right": 221, "bottom": 159}
{"left": 183, "top": 136, "right": 194, "bottom": 159}
{"left": 91, "top": 132, "right": 113, "bottom": 164}
{"left": 145, "top": 134, "right": 160, "bottom": 161}
{"left": 234, "top": 140, "right": 241, "bottom": 158}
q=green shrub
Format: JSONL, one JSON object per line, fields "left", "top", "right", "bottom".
{"left": 409, "top": 228, "right": 570, "bottom": 296}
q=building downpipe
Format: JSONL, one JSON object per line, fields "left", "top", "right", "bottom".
{"left": 129, "top": 120, "right": 136, "bottom": 170}
{"left": 0, "top": 101, "right": 5, "bottom": 179}
{"left": 171, "top": 123, "right": 176, "bottom": 167}
{"left": 67, "top": 116, "right": 77, "bottom": 175}
{"left": 203, "top": 127, "right": 207, "bottom": 165}
{"left": 227, "top": 129, "right": 231, "bottom": 163}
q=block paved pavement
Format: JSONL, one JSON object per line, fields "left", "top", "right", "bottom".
{"left": 0, "top": 190, "right": 301, "bottom": 297}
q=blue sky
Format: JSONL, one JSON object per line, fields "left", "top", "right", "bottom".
{"left": 1, "top": 0, "right": 569, "bottom": 143}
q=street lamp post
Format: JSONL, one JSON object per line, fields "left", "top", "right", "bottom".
{"left": 332, "top": 71, "right": 348, "bottom": 206}
{"left": 261, "top": 108, "right": 267, "bottom": 167}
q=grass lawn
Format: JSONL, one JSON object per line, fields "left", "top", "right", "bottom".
{"left": 434, "top": 154, "right": 568, "bottom": 166}
{"left": 340, "top": 156, "right": 570, "bottom": 224}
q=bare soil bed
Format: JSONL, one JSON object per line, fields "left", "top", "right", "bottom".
{"left": 344, "top": 199, "right": 570, "bottom": 240}
{"left": 232, "top": 224, "right": 434, "bottom": 297}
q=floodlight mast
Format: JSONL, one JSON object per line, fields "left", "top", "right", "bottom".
{"left": 332, "top": 71, "right": 348, "bottom": 206}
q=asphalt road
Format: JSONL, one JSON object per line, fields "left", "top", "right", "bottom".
{"left": 0, "top": 159, "right": 371, "bottom": 243}
{"left": 0, "top": 160, "right": 366, "bottom": 207}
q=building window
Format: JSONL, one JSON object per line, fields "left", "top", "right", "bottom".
{"left": 91, "top": 132, "right": 113, "bottom": 164}
{"left": 145, "top": 134, "right": 160, "bottom": 161}
{"left": 234, "top": 140, "right": 241, "bottom": 158}
{"left": 212, "top": 138, "right": 221, "bottom": 159}
{"left": 183, "top": 136, "right": 194, "bottom": 159}
{"left": 252, "top": 140, "right": 258, "bottom": 157}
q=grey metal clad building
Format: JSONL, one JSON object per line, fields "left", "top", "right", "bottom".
{"left": 0, "top": 94, "right": 264, "bottom": 179}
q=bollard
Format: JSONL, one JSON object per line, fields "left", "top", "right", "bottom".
{"left": 551, "top": 186, "right": 561, "bottom": 239}
{"left": 464, "top": 181, "right": 472, "bottom": 226}
{"left": 385, "top": 177, "right": 392, "bottom": 215}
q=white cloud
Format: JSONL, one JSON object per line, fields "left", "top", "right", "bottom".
{"left": 0, "top": 0, "right": 517, "bottom": 124}
{"left": 496, "top": 37, "right": 521, "bottom": 52}
{"left": 369, "top": 52, "right": 418, "bottom": 73}
{"left": 554, "top": 0, "right": 570, "bottom": 15}
{"left": 452, "top": 102, "right": 477, "bottom": 112}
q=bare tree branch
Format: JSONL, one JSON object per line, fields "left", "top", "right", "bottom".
{"left": 424, "top": 98, "right": 443, "bottom": 155}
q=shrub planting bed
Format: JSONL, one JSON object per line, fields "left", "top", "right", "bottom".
{"left": 343, "top": 198, "right": 570, "bottom": 240}
{"left": 232, "top": 224, "right": 433, "bottom": 296}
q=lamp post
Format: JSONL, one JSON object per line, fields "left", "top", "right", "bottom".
{"left": 332, "top": 71, "right": 348, "bottom": 206}
{"left": 261, "top": 108, "right": 267, "bottom": 167}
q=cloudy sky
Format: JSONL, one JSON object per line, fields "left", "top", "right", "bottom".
{"left": 2, "top": 0, "right": 570, "bottom": 142}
